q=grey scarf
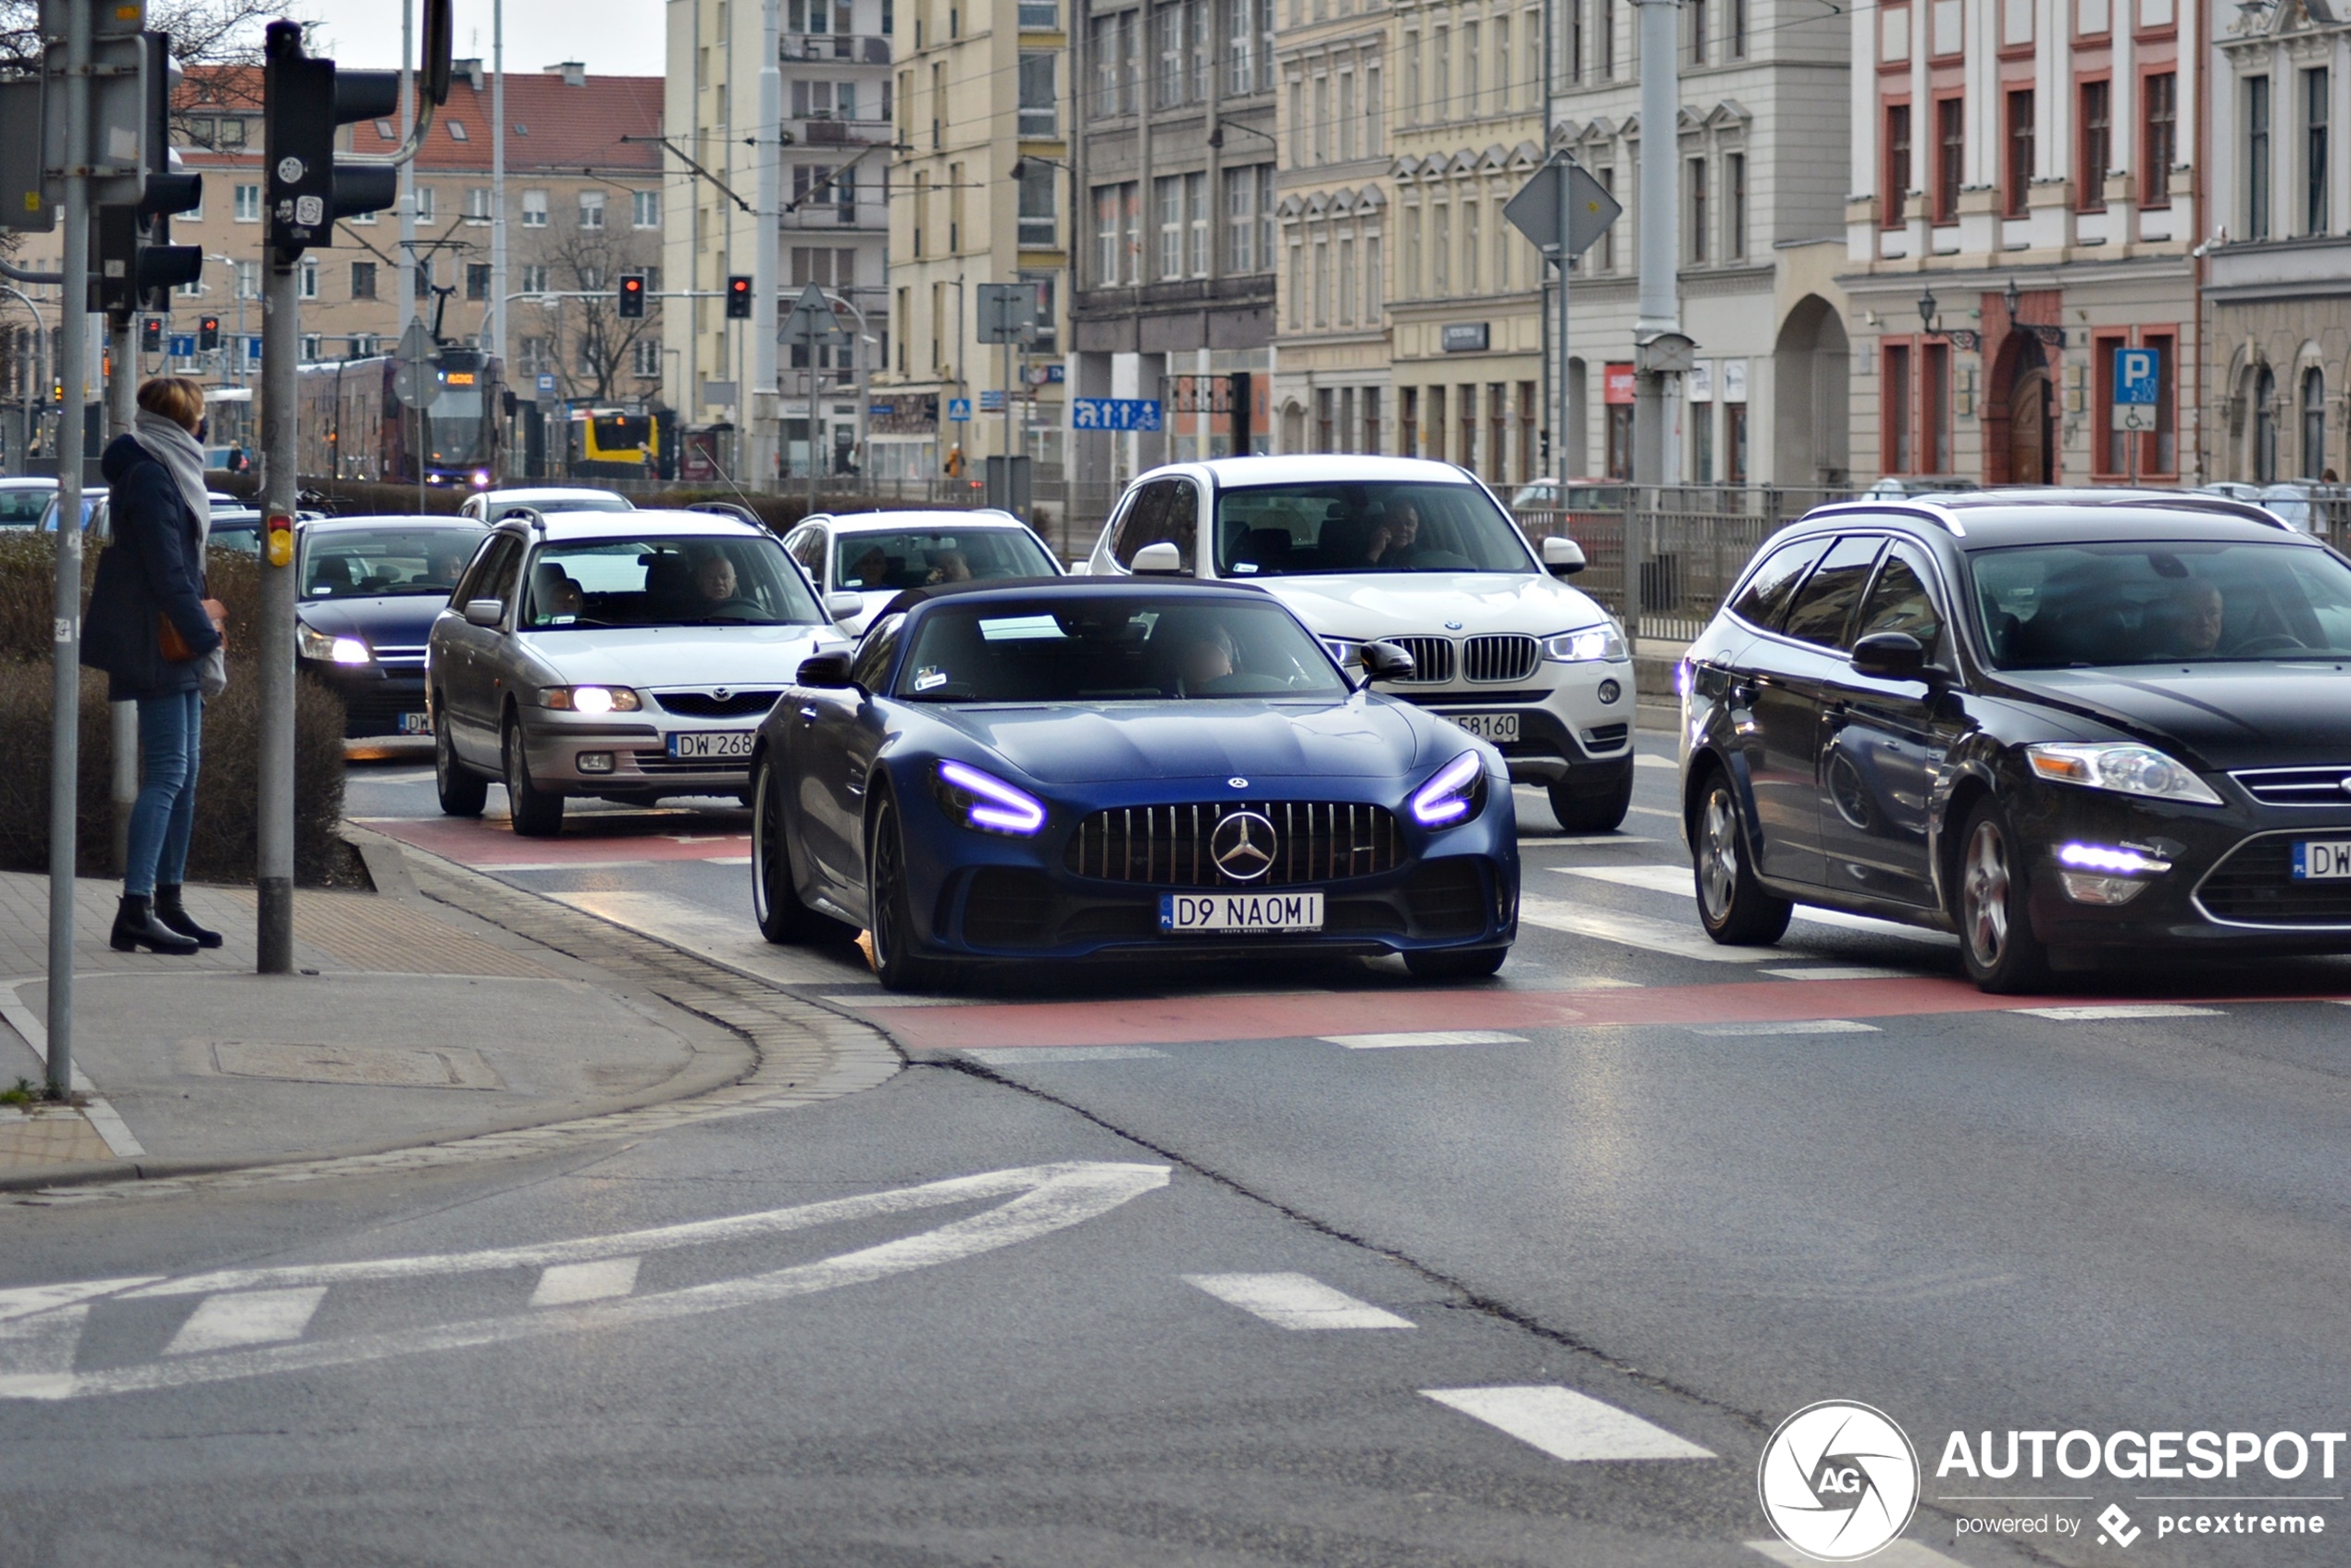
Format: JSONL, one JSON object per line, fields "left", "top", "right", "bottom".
{"left": 129, "top": 409, "right": 210, "bottom": 550}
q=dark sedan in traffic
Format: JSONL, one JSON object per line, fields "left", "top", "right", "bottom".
{"left": 747, "top": 578, "right": 1519, "bottom": 990}
{"left": 1679, "top": 491, "right": 2351, "bottom": 990}
{"left": 297, "top": 516, "right": 488, "bottom": 737}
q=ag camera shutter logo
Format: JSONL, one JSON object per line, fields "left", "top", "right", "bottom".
{"left": 1758, "top": 1400, "right": 1921, "bottom": 1561}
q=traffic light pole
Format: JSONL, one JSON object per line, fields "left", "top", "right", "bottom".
{"left": 45, "top": 0, "right": 93, "bottom": 1097}
{"left": 107, "top": 312, "right": 137, "bottom": 877}
{"left": 255, "top": 248, "right": 295, "bottom": 976}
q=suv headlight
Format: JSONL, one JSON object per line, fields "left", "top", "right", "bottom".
{"left": 541, "top": 686, "right": 642, "bottom": 714}
{"left": 1409, "top": 752, "right": 1488, "bottom": 827}
{"left": 297, "top": 623, "right": 370, "bottom": 665}
{"left": 934, "top": 759, "right": 1047, "bottom": 835}
{"left": 1541, "top": 623, "right": 1627, "bottom": 663}
{"left": 2024, "top": 742, "right": 2223, "bottom": 806}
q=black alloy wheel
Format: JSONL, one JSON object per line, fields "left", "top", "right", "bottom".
{"left": 1549, "top": 766, "right": 1634, "bottom": 833}
{"left": 865, "top": 794, "right": 946, "bottom": 992}
{"left": 502, "top": 715, "right": 566, "bottom": 838}
{"left": 752, "top": 753, "right": 855, "bottom": 944}
{"left": 1955, "top": 797, "right": 2050, "bottom": 993}
{"left": 434, "top": 705, "right": 487, "bottom": 817}
{"left": 1692, "top": 770, "right": 1793, "bottom": 945}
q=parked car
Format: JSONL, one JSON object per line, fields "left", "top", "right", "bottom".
{"left": 1677, "top": 488, "right": 2351, "bottom": 991}
{"left": 1083, "top": 455, "right": 1636, "bottom": 830}
{"left": 1857, "top": 476, "right": 1979, "bottom": 501}
{"left": 427, "top": 510, "right": 848, "bottom": 833}
{"left": 459, "top": 486, "right": 634, "bottom": 523}
{"left": 0, "top": 477, "right": 56, "bottom": 527}
{"left": 296, "top": 516, "right": 490, "bottom": 738}
{"left": 783, "top": 508, "right": 1060, "bottom": 636}
{"left": 748, "top": 577, "right": 1518, "bottom": 989}
{"left": 1509, "top": 478, "right": 1634, "bottom": 513}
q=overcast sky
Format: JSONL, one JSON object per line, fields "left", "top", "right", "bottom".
{"left": 311, "top": 0, "right": 667, "bottom": 79}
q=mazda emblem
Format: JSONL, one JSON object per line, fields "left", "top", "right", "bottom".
{"left": 715, "top": 687, "right": 731, "bottom": 700}
{"left": 1209, "top": 811, "right": 1278, "bottom": 881}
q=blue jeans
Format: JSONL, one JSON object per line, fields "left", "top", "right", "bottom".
{"left": 125, "top": 690, "right": 201, "bottom": 899}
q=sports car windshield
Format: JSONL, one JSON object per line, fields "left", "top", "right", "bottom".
{"left": 895, "top": 598, "right": 1351, "bottom": 702}
{"left": 1972, "top": 540, "right": 2351, "bottom": 667}
{"left": 521, "top": 536, "right": 826, "bottom": 628}
{"left": 1214, "top": 481, "right": 1535, "bottom": 576}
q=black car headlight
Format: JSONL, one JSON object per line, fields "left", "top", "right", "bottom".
{"left": 296, "top": 623, "right": 370, "bottom": 666}
{"left": 1409, "top": 752, "right": 1488, "bottom": 828}
{"left": 933, "top": 760, "right": 1047, "bottom": 836}
{"left": 2024, "top": 742, "right": 2223, "bottom": 807}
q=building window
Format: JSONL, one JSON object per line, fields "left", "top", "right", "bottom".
{"left": 1157, "top": 175, "right": 1183, "bottom": 278}
{"left": 1569, "top": 0, "right": 1583, "bottom": 81}
{"left": 2248, "top": 75, "right": 2271, "bottom": 242}
{"left": 1229, "top": 0, "right": 1255, "bottom": 95}
{"left": 1186, "top": 170, "right": 1208, "bottom": 275}
{"left": 1731, "top": 0, "right": 1747, "bottom": 56}
{"left": 1364, "top": 387, "right": 1383, "bottom": 454}
{"left": 519, "top": 336, "right": 551, "bottom": 375}
{"left": 1885, "top": 342, "right": 1912, "bottom": 473}
{"left": 2078, "top": 79, "right": 2110, "bottom": 210}
{"left": 1597, "top": 167, "right": 1614, "bottom": 268}
{"left": 299, "top": 257, "right": 319, "bottom": 300}
{"left": 2142, "top": 72, "right": 2174, "bottom": 208}
{"left": 351, "top": 261, "right": 377, "bottom": 300}
{"left": 466, "top": 186, "right": 491, "bottom": 221}
{"left": 466, "top": 263, "right": 491, "bottom": 301}
{"left": 1287, "top": 242, "right": 1302, "bottom": 328}
{"left": 1225, "top": 169, "right": 1255, "bottom": 272}
{"left": 2006, "top": 90, "right": 2034, "bottom": 218}
{"left": 1018, "top": 160, "right": 1057, "bottom": 247}
{"left": 414, "top": 186, "right": 435, "bottom": 222}
{"left": 1259, "top": 167, "right": 1275, "bottom": 275}
{"left": 1154, "top": 2, "right": 1182, "bottom": 106}
{"left": 2306, "top": 68, "right": 2330, "bottom": 235}
{"left": 1097, "top": 184, "right": 1124, "bottom": 282}
{"left": 1403, "top": 205, "right": 1422, "bottom": 296}
{"left": 522, "top": 190, "right": 548, "bottom": 227}
{"left": 2254, "top": 364, "right": 2278, "bottom": 482}
{"left": 2146, "top": 331, "right": 2177, "bottom": 473}
{"left": 1367, "top": 232, "right": 1381, "bottom": 314}
{"left": 1432, "top": 203, "right": 1449, "bottom": 293}
{"left": 1687, "top": 157, "right": 1708, "bottom": 260}
{"left": 1725, "top": 152, "right": 1747, "bottom": 258}
{"left": 301, "top": 333, "right": 323, "bottom": 360}
{"left": 1399, "top": 387, "right": 1417, "bottom": 456}
{"left": 1515, "top": 381, "right": 1535, "bottom": 482}
{"left": 1885, "top": 102, "right": 1910, "bottom": 226}
{"left": 415, "top": 261, "right": 433, "bottom": 300}
{"left": 579, "top": 190, "right": 605, "bottom": 229}
{"left": 1020, "top": 0, "right": 1057, "bottom": 27}
{"left": 1462, "top": 199, "right": 1479, "bottom": 292}
{"left": 1727, "top": 401, "right": 1748, "bottom": 481}
{"left": 520, "top": 263, "right": 548, "bottom": 293}
{"left": 633, "top": 189, "right": 661, "bottom": 228}
{"left": 1433, "top": 27, "right": 1449, "bottom": 118}
{"left": 1689, "top": 0, "right": 1708, "bottom": 65}
{"left": 1693, "top": 400, "right": 1713, "bottom": 481}
{"left": 1935, "top": 95, "right": 1962, "bottom": 223}
{"left": 1600, "top": 0, "right": 1615, "bottom": 79}
{"left": 1404, "top": 30, "right": 1420, "bottom": 119}
{"left": 633, "top": 339, "right": 662, "bottom": 379}
{"left": 1313, "top": 74, "right": 1330, "bottom": 164}
{"left": 1018, "top": 53, "right": 1057, "bottom": 136}
{"left": 2304, "top": 367, "right": 2327, "bottom": 479}
{"left": 233, "top": 183, "right": 261, "bottom": 222}
{"left": 1924, "top": 342, "right": 1951, "bottom": 472}
{"left": 1463, "top": 21, "right": 1480, "bottom": 118}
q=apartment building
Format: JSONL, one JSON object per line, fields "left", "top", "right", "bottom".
{"left": 2206, "top": 0, "right": 2350, "bottom": 482}
{"left": 867, "top": 0, "right": 1070, "bottom": 483}
{"left": 1071, "top": 0, "right": 1280, "bottom": 492}
{"left": 1840, "top": 0, "right": 2203, "bottom": 486}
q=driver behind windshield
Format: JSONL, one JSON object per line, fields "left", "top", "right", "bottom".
{"left": 2146, "top": 579, "right": 2226, "bottom": 658}
{"left": 695, "top": 552, "right": 740, "bottom": 606}
{"left": 1177, "top": 620, "right": 1238, "bottom": 691}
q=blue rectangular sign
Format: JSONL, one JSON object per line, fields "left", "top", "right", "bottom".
{"left": 947, "top": 396, "right": 972, "bottom": 421}
{"left": 979, "top": 390, "right": 1006, "bottom": 413}
{"left": 1072, "top": 397, "right": 1163, "bottom": 431}
{"left": 2115, "top": 347, "right": 2159, "bottom": 404}
{"left": 168, "top": 335, "right": 195, "bottom": 357}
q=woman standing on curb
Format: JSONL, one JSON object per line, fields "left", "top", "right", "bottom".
{"left": 81, "top": 376, "right": 227, "bottom": 955}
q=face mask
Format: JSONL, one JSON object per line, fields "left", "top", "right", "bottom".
{"left": 194, "top": 417, "right": 209, "bottom": 442}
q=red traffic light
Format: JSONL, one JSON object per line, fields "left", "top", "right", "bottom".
{"left": 198, "top": 317, "right": 221, "bottom": 350}
{"left": 725, "top": 275, "right": 753, "bottom": 319}
{"left": 618, "top": 274, "right": 646, "bottom": 318}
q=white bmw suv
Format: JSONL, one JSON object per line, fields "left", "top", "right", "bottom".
{"left": 1083, "top": 454, "right": 1636, "bottom": 829}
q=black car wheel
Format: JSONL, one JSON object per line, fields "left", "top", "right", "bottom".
{"left": 503, "top": 715, "right": 566, "bottom": 838}
{"left": 1549, "top": 765, "right": 1634, "bottom": 833}
{"left": 1956, "top": 798, "right": 2049, "bottom": 993}
{"left": 435, "top": 709, "right": 487, "bottom": 817}
{"left": 1693, "top": 770, "right": 1793, "bottom": 945}
{"left": 865, "top": 794, "right": 947, "bottom": 992}
{"left": 752, "top": 753, "right": 855, "bottom": 945}
{"left": 1403, "top": 946, "right": 1508, "bottom": 980}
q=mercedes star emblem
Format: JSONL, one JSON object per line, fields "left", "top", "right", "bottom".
{"left": 1209, "top": 811, "right": 1278, "bottom": 881}
{"left": 1228, "top": 777, "right": 1249, "bottom": 788}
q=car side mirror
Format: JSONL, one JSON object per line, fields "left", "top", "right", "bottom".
{"left": 797, "top": 652, "right": 857, "bottom": 688}
{"left": 1360, "top": 640, "right": 1418, "bottom": 682}
{"left": 462, "top": 598, "right": 505, "bottom": 628}
{"left": 1132, "top": 541, "right": 1186, "bottom": 575}
{"left": 1849, "top": 630, "right": 1930, "bottom": 680}
{"left": 1542, "top": 536, "right": 1586, "bottom": 577}
{"left": 826, "top": 591, "right": 865, "bottom": 621}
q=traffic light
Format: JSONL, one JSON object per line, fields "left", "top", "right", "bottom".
{"left": 263, "top": 4, "right": 449, "bottom": 257}
{"left": 726, "top": 275, "right": 753, "bottom": 319}
{"left": 139, "top": 317, "right": 162, "bottom": 354}
{"left": 617, "top": 274, "right": 645, "bottom": 318}
{"left": 199, "top": 316, "right": 220, "bottom": 352}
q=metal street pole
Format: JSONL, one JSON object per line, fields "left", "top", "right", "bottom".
{"left": 46, "top": 0, "right": 93, "bottom": 1095}
{"left": 490, "top": 0, "right": 507, "bottom": 478}
{"left": 106, "top": 312, "right": 137, "bottom": 876}
{"left": 255, "top": 246, "right": 295, "bottom": 976}
{"left": 1631, "top": 0, "right": 1679, "bottom": 486}
{"left": 752, "top": 0, "right": 782, "bottom": 488}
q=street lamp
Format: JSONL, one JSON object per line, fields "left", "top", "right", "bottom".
{"left": 1917, "top": 285, "right": 1938, "bottom": 337}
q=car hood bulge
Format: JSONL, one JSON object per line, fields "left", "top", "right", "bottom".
{"left": 1248, "top": 572, "right": 1610, "bottom": 638}
{"left": 928, "top": 698, "right": 1433, "bottom": 782}
{"left": 2001, "top": 665, "right": 2351, "bottom": 769}
{"left": 297, "top": 595, "right": 448, "bottom": 646}
{"left": 519, "top": 625, "right": 840, "bottom": 688}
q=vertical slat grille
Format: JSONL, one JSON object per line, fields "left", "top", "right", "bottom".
{"left": 1379, "top": 637, "right": 1455, "bottom": 683}
{"left": 1067, "top": 802, "right": 1405, "bottom": 887}
{"left": 1462, "top": 634, "right": 1539, "bottom": 682}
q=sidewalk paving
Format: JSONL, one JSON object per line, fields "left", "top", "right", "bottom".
{"left": 0, "top": 849, "right": 765, "bottom": 1188}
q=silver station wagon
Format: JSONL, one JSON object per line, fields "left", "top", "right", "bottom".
{"left": 426, "top": 510, "right": 850, "bottom": 834}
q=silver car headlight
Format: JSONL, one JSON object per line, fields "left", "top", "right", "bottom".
{"left": 297, "top": 623, "right": 370, "bottom": 665}
{"left": 1541, "top": 623, "right": 1627, "bottom": 663}
{"left": 541, "top": 686, "right": 643, "bottom": 714}
{"left": 2023, "top": 742, "right": 2223, "bottom": 806}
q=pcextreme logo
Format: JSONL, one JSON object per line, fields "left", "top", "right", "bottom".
{"left": 1758, "top": 1400, "right": 1922, "bottom": 1562}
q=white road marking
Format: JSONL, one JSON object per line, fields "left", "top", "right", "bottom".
{"left": 1518, "top": 897, "right": 1769, "bottom": 963}
{"left": 0, "top": 984, "right": 145, "bottom": 1158}
{"left": 2009, "top": 1003, "right": 2226, "bottom": 1021}
{"left": 1322, "top": 1030, "right": 1529, "bottom": 1050}
{"left": 164, "top": 1288, "right": 328, "bottom": 1356}
{"left": 1690, "top": 1020, "right": 1882, "bottom": 1037}
{"left": 0, "top": 1306, "right": 91, "bottom": 1376}
{"left": 1184, "top": 1273, "right": 1415, "bottom": 1329}
{"left": 1761, "top": 966, "right": 1914, "bottom": 981}
{"left": 1748, "top": 1540, "right": 1972, "bottom": 1567}
{"left": 545, "top": 890, "right": 863, "bottom": 985}
{"left": 1422, "top": 1385, "right": 1714, "bottom": 1462}
{"left": 0, "top": 1162, "right": 1167, "bottom": 1400}
{"left": 962, "top": 1046, "right": 1168, "bottom": 1064}
{"left": 1549, "top": 867, "right": 1957, "bottom": 947}
{"left": 529, "top": 1256, "right": 641, "bottom": 1307}
{"left": 1530, "top": 835, "right": 1659, "bottom": 849}
{"left": 1787, "top": 905, "right": 1959, "bottom": 946}
{"left": 1626, "top": 804, "right": 1681, "bottom": 820}
{"left": 1635, "top": 754, "right": 1677, "bottom": 770}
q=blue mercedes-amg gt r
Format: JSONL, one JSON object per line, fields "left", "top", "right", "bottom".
{"left": 748, "top": 578, "right": 1519, "bottom": 990}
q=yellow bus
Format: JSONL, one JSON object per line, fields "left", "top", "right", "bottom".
{"left": 566, "top": 407, "right": 658, "bottom": 479}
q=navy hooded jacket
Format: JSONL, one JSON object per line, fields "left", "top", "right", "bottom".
{"left": 80, "top": 432, "right": 221, "bottom": 700}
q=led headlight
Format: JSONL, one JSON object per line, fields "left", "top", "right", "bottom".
{"left": 934, "top": 759, "right": 1047, "bottom": 836}
{"left": 2024, "top": 742, "right": 2223, "bottom": 806}
{"left": 1541, "top": 622, "right": 1628, "bottom": 663}
{"left": 1410, "top": 752, "right": 1487, "bottom": 827}
{"left": 297, "top": 623, "right": 371, "bottom": 665}
{"left": 1321, "top": 637, "right": 1365, "bottom": 670}
{"left": 541, "top": 686, "right": 642, "bottom": 714}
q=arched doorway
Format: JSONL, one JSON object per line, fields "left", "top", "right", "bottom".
{"left": 1988, "top": 330, "right": 2054, "bottom": 484}
{"left": 2302, "top": 367, "right": 2327, "bottom": 479}
{"left": 2253, "top": 366, "right": 2278, "bottom": 482}
{"left": 1772, "top": 295, "right": 1851, "bottom": 486}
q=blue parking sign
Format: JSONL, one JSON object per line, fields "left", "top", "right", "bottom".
{"left": 2115, "top": 347, "right": 2158, "bottom": 404}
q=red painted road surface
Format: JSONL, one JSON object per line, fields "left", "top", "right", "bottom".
{"left": 363, "top": 815, "right": 751, "bottom": 866}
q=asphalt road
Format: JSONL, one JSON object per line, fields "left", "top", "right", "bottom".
{"left": 0, "top": 736, "right": 2345, "bottom": 1566}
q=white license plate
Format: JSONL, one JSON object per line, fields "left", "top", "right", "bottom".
{"left": 1159, "top": 890, "right": 1325, "bottom": 933}
{"left": 1448, "top": 712, "right": 1521, "bottom": 742}
{"left": 665, "top": 729, "right": 755, "bottom": 760}
{"left": 2292, "top": 840, "right": 2351, "bottom": 879}
{"left": 396, "top": 712, "right": 432, "bottom": 735}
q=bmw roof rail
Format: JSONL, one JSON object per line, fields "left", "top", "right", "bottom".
{"left": 1797, "top": 498, "right": 1970, "bottom": 538}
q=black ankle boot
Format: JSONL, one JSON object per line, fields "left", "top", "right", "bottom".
{"left": 152, "top": 885, "right": 222, "bottom": 949}
{"left": 111, "top": 894, "right": 199, "bottom": 955}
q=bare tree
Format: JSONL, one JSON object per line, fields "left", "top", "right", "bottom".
{"left": 528, "top": 219, "right": 660, "bottom": 406}
{"left": 0, "top": 0, "right": 306, "bottom": 72}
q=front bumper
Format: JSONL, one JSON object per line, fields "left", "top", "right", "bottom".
{"left": 1377, "top": 660, "right": 1635, "bottom": 786}
{"left": 517, "top": 710, "right": 756, "bottom": 796}
{"left": 305, "top": 661, "right": 431, "bottom": 739}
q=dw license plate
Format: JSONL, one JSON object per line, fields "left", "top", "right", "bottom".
{"left": 665, "top": 730, "right": 755, "bottom": 760}
{"left": 396, "top": 712, "right": 432, "bottom": 735}
{"left": 1159, "top": 890, "right": 1325, "bottom": 934}
{"left": 1448, "top": 712, "right": 1520, "bottom": 743}
{"left": 2291, "top": 840, "right": 2351, "bottom": 879}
